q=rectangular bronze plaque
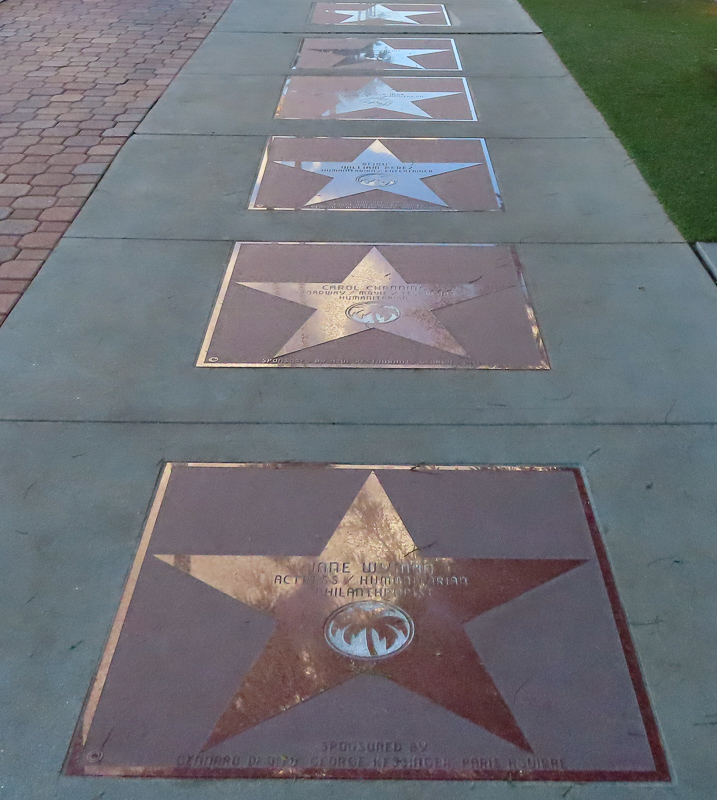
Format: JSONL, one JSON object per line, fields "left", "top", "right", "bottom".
{"left": 310, "top": 3, "right": 451, "bottom": 26}
{"left": 292, "top": 37, "right": 462, "bottom": 71}
{"left": 197, "top": 243, "right": 548, "bottom": 369}
{"left": 276, "top": 77, "right": 477, "bottom": 121}
{"left": 248, "top": 137, "right": 502, "bottom": 211}
{"left": 66, "top": 464, "right": 668, "bottom": 781}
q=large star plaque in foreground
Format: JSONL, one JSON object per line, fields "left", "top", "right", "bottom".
{"left": 292, "top": 37, "right": 462, "bottom": 71}
{"left": 67, "top": 463, "right": 669, "bottom": 781}
{"left": 196, "top": 242, "right": 549, "bottom": 368}
{"left": 311, "top": 3, "right": 451, "bottom": 26}
{"left": 249, "top": 137, "right": 501, "bottom": 211}
{"left": 276, "top": 77, "right": 477, "bottom": 121}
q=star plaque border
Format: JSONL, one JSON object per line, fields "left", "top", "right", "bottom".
{"left": 195, "top": 242, "right": 549, "bottom": 369}
{"left": 274, "top": 76, "right": 478, "bottom": 122}
{"left": 309, "top": 3, "right": 452, "bottom": 27}
{"left": 290, "top": 37, "right": 463, "bottom": 72}
{"left": 66, "top": 463, "right": 669, "bottom": 782}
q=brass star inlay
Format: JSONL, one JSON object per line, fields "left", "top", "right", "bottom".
{"left": 156, "top": 472, "right": 585, "bottom": 753}
{"left": 237, "top": 247, "right": 513, "bottom": 358}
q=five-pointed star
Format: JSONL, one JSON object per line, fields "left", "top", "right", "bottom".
{"left": 275, "top": 139, "right": 480, "bottom": 207}
{"left": 318, "top": 39, "right": 449, "bottom": 69}
{"left": 321, "top": 77, "right": 460, "bottom": 118}
{"left": 334, "top": 3, "right": 436, "bottom": 24}
{"left": 237, "top": 247, "right": 500, "bottom": 358}
{"left": 156, "top": 472, "right": 585, "bottom": 752}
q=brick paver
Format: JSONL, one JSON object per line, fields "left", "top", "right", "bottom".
{"left": 0, "top": 0, "right": 232, "bottom": 325}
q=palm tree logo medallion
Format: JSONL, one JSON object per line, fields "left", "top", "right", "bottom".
{"left": 324, "top": 600, "right": 414, "bottom": 659}
{"left": 345, "top": 302, "right": 401, "bottom": 324}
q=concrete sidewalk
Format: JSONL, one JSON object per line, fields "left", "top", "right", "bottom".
{"left": 1, "top": 0, "right": 716, "bottom": 796}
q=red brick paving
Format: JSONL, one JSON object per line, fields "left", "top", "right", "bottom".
{"left": 0, "top": 0, "right": 233, "bottom": 326}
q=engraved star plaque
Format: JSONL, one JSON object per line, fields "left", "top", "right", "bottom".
{"left": 67, "top": 464, "right": 669, "bottom": 781}
{"left": 197, "top": 242, "right": 549, "bottom": 368}
{"left": 276, "top": 77, "right": 477, "bottom": 121}
{"left": 311, "top": 3, "right": 451, "bottom": 26}
{"left": 292, "top": 38, "right": 461, "bottom": 72}
{"left": 248, "top": 137, "right": 502, "bottom": 211}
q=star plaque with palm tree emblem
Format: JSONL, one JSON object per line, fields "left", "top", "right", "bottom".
{"left": 197, "top": 242, "right": 548, "bottom": 369}
{"left": 248, "top": 137, "right": 501, "bottom": 211}
{"left": 275, "top": 77, "right": 477, "bottom": 121}
{"left": 310, "top": 3, "right": 452, "bottom": 26}
{"left": 291, "top": 38, "right": 462, "bottom": 72}
{"left": 66, "top": 463, "right": 668, "bottom": 782}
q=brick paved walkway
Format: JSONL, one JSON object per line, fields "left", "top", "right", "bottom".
{"left": 0, "top": 0, "right": 232, "bottom": 326}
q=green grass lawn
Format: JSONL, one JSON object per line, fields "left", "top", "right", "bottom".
{"left": 517, "top": 0, "right": 717, "bottom": 241}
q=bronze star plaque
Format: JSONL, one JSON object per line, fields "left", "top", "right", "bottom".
{"left": 291, "top": 37, "right": 462, "bottom": 71}
{"left": 66, "top": 464, "right": 668, "bottom": 781}
{"left": 248, "top": 137, "right": 502, "bottom": 211}
{"left": 275, "top": 77, "right": 477, "bottom": 121}
{"left": 310, "top": 3, "right": 452, "bottom": 26}
{"left": 196, "top": 243, "right": 548, "bottom": 369}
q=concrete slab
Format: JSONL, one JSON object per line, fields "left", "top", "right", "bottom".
{"left": 0, "top": 239, "right": 715, "bottom": 424}
{"left": 66, "top": 134, "right": 682, "bottom": 243}
{"left": 214, "top": 0, "right": 542, "bottom": 33}
{"left": 695, "top": 242, "right": 717, "bottom": 281}
{"left": 136, "top": 73, "right": 610, "bottom": 138}
{"left": 183, "top": 32, "right": 569, "bottom": 77}
{"left": 1, "top": 420, "right": 716, "bottom": 797}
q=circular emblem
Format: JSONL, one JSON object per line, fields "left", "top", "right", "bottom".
{"left": 346, "top": 302, "right": 400, "bottom": 325}
{"left": 356, "top": 173, "right": 397, "bottom": 188}
{"left": 324, "top": 600, "right": 414, "bottom": 659}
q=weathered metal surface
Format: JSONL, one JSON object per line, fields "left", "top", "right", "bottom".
{"left": 248, "top": 137, "right": 502, "bottom": 211}
{"left": 292, "top": 37, "right": 462, "bottom": 71}
{"left": 67, "top": 463, "right": 667, "bottom": 781}
{"left": 310, "top": 3, "right": 452, "bottom": 26}
{"left": 197, "top": 243, "right": 548, "bottom": 369}
{"left": 276, "top": 77, "right": 476, "bottom": 121}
